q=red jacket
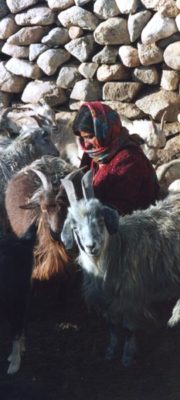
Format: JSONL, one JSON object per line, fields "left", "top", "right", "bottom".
{"left": 80, "top": 146, "right": 159, "bottom": 215}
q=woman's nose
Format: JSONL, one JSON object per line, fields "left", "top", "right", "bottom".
{"left": 84, "top": 138, "right": 92, "bottom": 149}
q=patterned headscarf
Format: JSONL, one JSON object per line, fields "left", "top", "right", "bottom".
{"left": 77, "top": 102, "right": 135, "bottom": 164}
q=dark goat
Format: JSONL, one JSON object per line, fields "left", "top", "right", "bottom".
{"left": 0, "top": 115, "right": 59, "bottom": 234}
{"left": 0, "top": 223, "right": 37, "bottom": 374}
{"left": 5, "top": 156, "right": 83, "bottom": 280}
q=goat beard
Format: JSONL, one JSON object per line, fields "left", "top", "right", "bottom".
{"left": 32, "top": 216, "right": 72, "bottom": 280}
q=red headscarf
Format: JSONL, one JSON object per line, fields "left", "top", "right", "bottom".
{"left": 79, "top": 102, "right": 137, "bottom": 164}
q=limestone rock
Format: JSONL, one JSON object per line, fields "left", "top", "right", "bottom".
{"left": 156, "top": 0, "right": 179, "bottom": 17}
{"left": 128, "top": 11, "right": 152, "bottom": 42}
{"left": 70, "top": 79, "right": 102, "bottom": 100}
{"left": 7, "top": 0, "right": 38, "bottom": 13}
{"left": 41, "top": 27, "right": 69, "bottom": 46}
{"left": 6, "top": 58, "right": 42, "bottom": 79}
{"left": 136, "top": 90, "right": 180, "bottom": 121}
{"left": 15, "top": 6, "right": 56, "bottom": 26}
{"left": 92, "top": 46, "right": 118, "bottom": 64}
{"left": 0, "top": 16, "right": 18, "bottom": 40}
{"left": 138, "top": 43, "right": 163, "bottom": 65}
{"left": 163, "top": 42, "right": 180, "bottom": 70}
{"left": 69, "top": 26, "right": 83, "bottom": 39}
{"left": 7, "top": 26, "right": 45, "bottom": 45}
{"left": 21, "top": 80, "right": 67, "bottom": 105}
{"left": 141, "top": 12, "right": 178, "bottom": 44}
{"left": 133, "top": 66, "right": 159, "bottom": 85}
{"left": 103, "top": 82, "right": 142, "bottom": 101}
{"left": 93, "top": 0, "right": 120, "bottom": 20}
{"left": 94, "top": 17, "right": 130, "bottom": 45}
{"left": 0, "top": 61, "right": 27, "bottom": 93}
{"left": 57, "top": 63, "right": 81, "bottom": 89}
{"left": 65, "top": 35, "right": 94, "bottom": 62}
{"left": 58, "top": 6, "right": 99, "bottom": 30}
{"left": 140, "top": 0, "right": 160, "bottom": 8}
{"left": 160, "top": 70, "right": 179, "bottom": 90}
{"left": 103, "top": 101, "right": 144, "bottom": 119}
{"left": 2, "top": 43, "right": 29, "bottom": 58}
{"left": 119, "top": 45, "right": 140, "bottom": 67}
{"left": 29, "top": 43, "right": 48, "bottom": 62}
{"left": 78, "top": 63, "right": 98, "bottom": 79}
{"left": 47, "top": 0, "right": 74, "bottom": 10}
{"left": 97, "top": 64, "right": 130, "bottom": 82}
{"left": 176, "top": 14, "right": 180, "bottom": 31}
{"left": 37, "top": 49, "right": 71, "bottom": 76}
{"left": 115, "top": 0, "right": 139, "bottom": 14}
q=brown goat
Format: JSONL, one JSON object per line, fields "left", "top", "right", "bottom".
{"left": 5, "top": 156, "right": 82, "bottom": 280}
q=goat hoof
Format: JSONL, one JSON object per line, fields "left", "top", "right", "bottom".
{"left": 121, "top": 354, "right": 133, "bottom": 368}
{"left": 7, "top": 358, "right": 21, "bottom": 375}
{"left": 105, "top": 345, "right": 119, "bottom": 361}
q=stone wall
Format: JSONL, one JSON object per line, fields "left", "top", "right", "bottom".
{"left": 0, "top": 0, "right": 180, "bottom": 123}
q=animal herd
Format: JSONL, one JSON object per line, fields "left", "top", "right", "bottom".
{"left": 0, "top": 102, "right": 179, "bottom": 375}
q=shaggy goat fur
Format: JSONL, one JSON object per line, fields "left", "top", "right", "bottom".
{"left": 5, "top": 156, "right": 79, "bottom": 280}
{"left": 61, "top": 173, "right": 180, "bottom": 365}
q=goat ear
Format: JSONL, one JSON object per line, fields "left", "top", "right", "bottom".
{"left": 102, "top": 206, "right": 119, "bottom": 235}
{"left": 61, "top": 219, "right": 74, "bottom": 250}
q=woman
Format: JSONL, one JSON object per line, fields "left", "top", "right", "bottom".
{"left": 73, "top": 101, "right": 159, "bottom": 215}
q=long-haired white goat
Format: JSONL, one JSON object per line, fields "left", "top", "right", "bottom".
{"left": 61, "top": 171, "right": 180, "bottom": 366}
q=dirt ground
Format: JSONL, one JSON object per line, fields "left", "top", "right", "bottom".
{"left": 1, "top": 270, "right": 180, "bottom": 400}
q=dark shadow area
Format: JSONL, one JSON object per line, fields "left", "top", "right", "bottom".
{"left": 1, "top": 273, "right": 180, "bottom": 400}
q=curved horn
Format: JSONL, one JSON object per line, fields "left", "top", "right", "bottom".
{"left": 36, "top": 114, "right": 54, "bottom": 126}
{"left": 31, "top": 168, "right": 52, "bottom": 192}
{"left": 81, "top": 170, "right": 94, "bottom": 200}
{"left": 150, "top": 116, "right": 158, "bottom": 134}
{"left": 64, "top": 166, "right": 86, "bottom": 181}
{"left": 160, "top": 110, "right": 167, "bottom": 130}
{"left": 0, "top": 107, "right": 13, "bottom": 125}
{"left": 156, "top": 159, "right": 180, "bottom": 182}
{"left": 61, "top": 178, "right": 77, "bottom": 205}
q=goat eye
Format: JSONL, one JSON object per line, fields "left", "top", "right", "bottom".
{"left": 42, "top": 132, "right": 48, "bottom": 138}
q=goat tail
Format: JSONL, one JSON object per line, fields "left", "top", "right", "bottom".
{"left": 32, "top": 217, "right": 72, "bottom": 280}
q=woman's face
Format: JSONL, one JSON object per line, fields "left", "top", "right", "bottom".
{"left": 79, "top": 131, "right": 97, "bottom": 150}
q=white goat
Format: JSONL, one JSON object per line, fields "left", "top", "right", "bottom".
{"left": 121, "top": 113, "right": 166, "bottom": 163}
{"left": 0, "top": 101, "right": 56, "bottom": 137}
{"left": 61, "top": 171, "right": 180, "bottom": 366}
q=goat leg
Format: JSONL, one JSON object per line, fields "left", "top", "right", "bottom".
{"left": 7, "top": 332, "right": 26, "bottom": 375}
{"left": 121, "top": 331, "right": 137, "bottom": 367}
{"left": 105, "top": 323, "right": 122, "bottom": 360}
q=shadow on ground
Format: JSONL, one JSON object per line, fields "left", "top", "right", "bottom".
{"left": 1, "top": 271, "right": 180, "bottom": 400}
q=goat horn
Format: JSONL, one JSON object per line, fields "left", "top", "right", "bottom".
{"left": 150, "top": 116, "right": 158, "bottom": 134}
{"left": 61, "top": 178, "right": 77, "bottom": 204}
{"left": 0, "top": 107, "right": 13, "bottom": 124}
{"left": 30, "top": 115, "right": 41, "bottom": 127}
{"left": 81, "top": 170, "right": 94, "bottom": 200}
{"left": 156, "top": 159, "right": 180, "bottom": 182}
{"left": 36, "top": 114, "right": 54, "bottom": 126}
{"left": 65, "top": 166, "right": 86, "bottom": 181}
{"left": 160, "top": 110, "right": 167, "bottom": 130}
{"left": 31, "top": 168, "right": 52, "bottom": 192}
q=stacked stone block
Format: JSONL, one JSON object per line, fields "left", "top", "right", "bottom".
{"left": 0, "top": 0, "right": 179, "bottom": 123}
